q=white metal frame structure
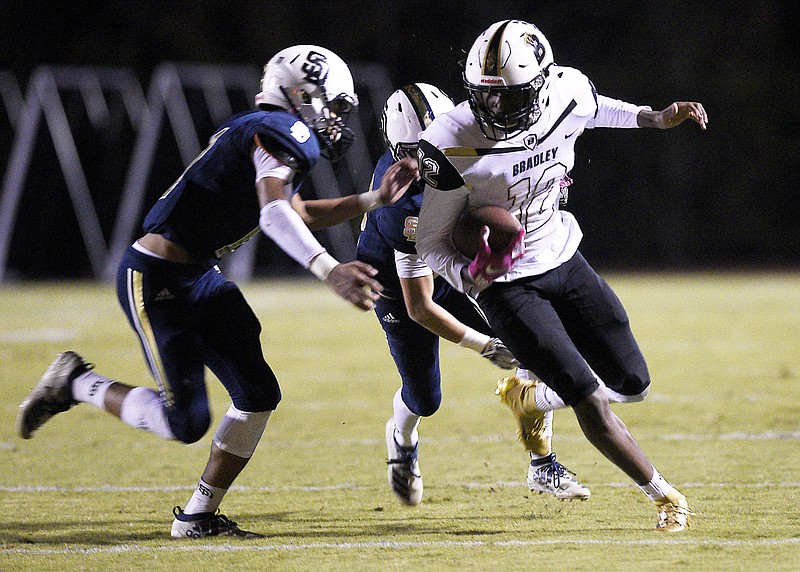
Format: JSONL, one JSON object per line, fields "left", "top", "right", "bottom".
{"left": 0, "top": 62, "right": 394, "bottom": 283}
{"left": 0, "top": 66, "right": 146, "bottom": 282}
{"left": 0, "top": 70, "right": 23, "bottom": 130}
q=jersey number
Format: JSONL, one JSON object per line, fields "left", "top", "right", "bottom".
{"left": 509, "top": 163, "right": 566, "bottom": 231}
{"left": 419, "top": 154, "right": 440, "bottom": 188}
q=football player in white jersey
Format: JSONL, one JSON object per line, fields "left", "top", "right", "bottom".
{"left": 416, "top": 20, "right": 707, "bottom": 532}
{"left": 357, "top": 84, "right": 589, "bottom": 506}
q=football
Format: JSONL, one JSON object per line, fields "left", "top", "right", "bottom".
{"left": 451, "top": 205, "right": 522, "bottom": 259}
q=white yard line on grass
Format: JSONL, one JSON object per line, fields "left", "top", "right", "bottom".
{"left": 0, "top": 328, "right": 77, "bottom": 343}
{"left": 2, "top": 481, "right": 799, "bottom": 494}
{"left": 2, "top": 537, "right": 799, "bottom": 556}
{"left": 3, "top": 430, "right": 797, "bottom": 453}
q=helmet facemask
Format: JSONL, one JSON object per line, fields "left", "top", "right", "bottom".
{"left": 465, "top": 70, "right": 547, "bottom": 141}
{"left": 283, "top": 85, "right": 357, "bottom": 163}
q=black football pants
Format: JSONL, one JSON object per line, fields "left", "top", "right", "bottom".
{"left": 477, "top": 251, "right": 650, "bottom": 406}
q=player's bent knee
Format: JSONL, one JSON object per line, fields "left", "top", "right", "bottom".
{"left": 212, "top": 404, "right": 271, "bottom": 459}
{"left": 416, "top": 402, "right": 440, "bottom": 417}
{"left": 630, "top": 383, "right": 650, "bottom": 402}
{"left": 621, "top": 373, "right": 650, "bottom": 402}
{"left": 604, "top": 381, "right": 650, "bottom": 403}
{"left": 236, "top": 383, "right": 281, "bottom": 413}
{"left": 168, "top": 409, "right": 212, "bottom": 444}
{"left": 602, "top": 368, "right": 650, "bottom": 403}
{"left": 409, "top": 394, "right": 441, "bottom": 417}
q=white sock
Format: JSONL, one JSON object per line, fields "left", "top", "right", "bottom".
{"left": 514, "top": 369, "right": 565, "bottom": 412}
{"left": 71, "top": 371, "right": 115, "bottom": 410}
{"left": 182, "top": 479, "right": 227, "bottom": 515}
{"left": 392, "top": 388, "right": 420, "bottom": 448}
{"left": 119, "top": 386, "right": 175, "bottom": 440}
{"left": 534, "top": 382, "right": 566, "bottom": 412}
{"left": 520, "top": 368, "right": 630, "bottom": 411}
{"left": 638, "top": 467, "right": 675, "bottom": 501}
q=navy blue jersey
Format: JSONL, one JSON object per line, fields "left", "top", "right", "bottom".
{"left": 356, "top": 150, "right": 454, "bottom": 301}
{"left": 143, "top": 110, "right": 320, "bottom": 265}
{"left": 355, "top": 151, "right": 424, "bottom": 299}
{"left": 359, "top": 151, "right": 499, "bottom": 415}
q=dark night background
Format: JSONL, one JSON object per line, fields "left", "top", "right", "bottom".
{"left": 1, "top": 1, "right": 798, "bottom": 278}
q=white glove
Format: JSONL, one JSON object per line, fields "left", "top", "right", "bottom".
{"left": 480, "top": 338, "right": 519, "bottom": 370}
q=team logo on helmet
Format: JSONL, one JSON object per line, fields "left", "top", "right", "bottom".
{"left": 524, "top": 33, "right": 547, "bottom": 65}
{"left": 301, "top": 51, "right": 330, "bottom": 85}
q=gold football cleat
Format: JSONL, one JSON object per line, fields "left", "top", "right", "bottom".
{"left": 496, "top": 376, "right": 550, "bottom": 456}
{"left": 655, "top": 490, "right": 693, "bottom": 532}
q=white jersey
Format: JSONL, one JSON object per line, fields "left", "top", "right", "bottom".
{"left": 415, "top": 65, "right": 649, "bottom": 296}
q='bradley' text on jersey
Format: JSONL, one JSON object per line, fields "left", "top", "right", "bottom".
{"left": 512, "top": 147, "right": 558, "bottom": 177}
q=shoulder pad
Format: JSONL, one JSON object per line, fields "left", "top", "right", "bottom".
{"left": 253, "top": 111, "right": 320, "bottom": 173}
{"left": 421, "top": 104, "right": 471, "bottom": 149}
{"left": 547, "top": 66, "right": 598, "bottom": 118}
{"left": 418, "top": 139, "right": 466, "bottom": 191}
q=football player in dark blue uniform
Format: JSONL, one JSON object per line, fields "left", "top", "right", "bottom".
{"left": 17, "top": 45, "right": 417, "bottom": 538}
{"left": 356, "top": 84, "right": 588, "bottom": 506}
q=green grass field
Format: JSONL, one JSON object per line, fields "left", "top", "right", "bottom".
{"left": 1, "top": 273, "right": 798, "bottom": 571}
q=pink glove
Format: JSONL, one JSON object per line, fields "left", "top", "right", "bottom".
{"left": 468, "top": 225, "right": 525, "bottom": 285}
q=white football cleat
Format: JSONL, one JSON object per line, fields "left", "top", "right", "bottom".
{"left": 527, "top": 453, "right": 591, "bottom": 500}
{"left": 385, "top": 419, "right": 423, "bottom": 506}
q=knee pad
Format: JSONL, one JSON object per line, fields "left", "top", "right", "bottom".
{"left": 212, "top": 404, "right": 271, "bottom": 459}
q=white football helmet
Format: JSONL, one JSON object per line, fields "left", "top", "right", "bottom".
{"left": 255, "top": 45, "right": 359, "bottom": 162}
{"left": 380, "top": 83, "right": 455, "bottom": 160}
{"left": 463, "top": 20, "right": 554, "bottom": 140}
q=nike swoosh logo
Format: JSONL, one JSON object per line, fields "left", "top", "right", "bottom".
{"left": 565, "top": 130, "right": 579, "bottom": 139}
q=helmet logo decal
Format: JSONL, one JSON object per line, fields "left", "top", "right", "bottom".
{"left": 301, "top": 51, "right": 330, "bottom": 86}
{"left": 524, "top": 33, "right": 547, "bottom": 65}
{"left": 289, "top": 120, "right": 311, "bottom": 143}
{"left": 401, "top": 84, "right": 434, "bottom": 129}
{"left": 482, "top": 20, "right": 511, "bottom": 76}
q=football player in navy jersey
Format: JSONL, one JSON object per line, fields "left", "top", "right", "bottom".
{"left": 356, "top": 84, "right": 589, "bottom": 507}
{"left": 415, "top": 21, "right": 707, "bottom": 531}
{"left": 17, "top": 45, "right": 417, "bottom": 539}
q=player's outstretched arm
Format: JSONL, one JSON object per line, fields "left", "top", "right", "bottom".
{"left": 258, "top": 177, "right": 383, "bottom": 311}
{"left": 293, "top": 157, "right": 418, "bottom": 229}
{"left": 637, "top": 102, "right": 708, "bottom": 130}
